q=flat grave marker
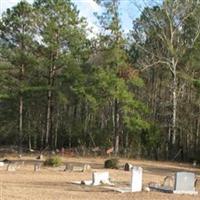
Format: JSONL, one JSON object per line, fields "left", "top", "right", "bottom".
{"left": 104, "top": 166, "right": 143, "bottom": 193}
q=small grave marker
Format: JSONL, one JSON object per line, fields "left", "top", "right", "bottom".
{"left": 7, "top": 163, "right": 16, "bottom": 172}
{"left": 64, "top": 163, "right": 91, "bottom": 172}
{"left": 64, "top": 163, "right": 73, "bottom": 171}
{"left": 83, "top": 164, "right": 91, "bottom": 172}
{"left": 15, "top": 161, "right": 24, "bottom": 169}
{"left": 124, "top": 163, "right": 132, "bottom": 171}
{"left": 34, "top": 162, "right": 41, "bottom": 172}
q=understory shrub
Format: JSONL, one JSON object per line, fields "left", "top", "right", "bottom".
{"left": 44, "top": 156, "right": 62, "bottom": 167}
{"left": 104, "top": 158, "right": 119, "bottom": 169}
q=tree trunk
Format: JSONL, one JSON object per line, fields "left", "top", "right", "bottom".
{"left": 45, "top": 88, "right": 52, "bottom": 146}
{"left": 172, "top": 59, "right": 177, "bottom": 145}
{"left": 114, "top": 99, "right": 120, "bottom": 155}
{"left": 19, "top": 63, "right": 24, "bottom": 153}
{"left": 19, "top": 94, "right": 23, "bottom": 153}
{"left": 45, "top": 51, "right": 56, "bottom": 147}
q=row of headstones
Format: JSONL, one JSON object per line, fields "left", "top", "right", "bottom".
{"left": 0, "top": 160, "right": 43, "bottom": 172}
{"left": 0, "top": 161, "right": 92, "bottom": 172}
{"left": 90, "top": 166, "right": 198, "bottom": 194}
{"left": 1, "top": 159, "right": 198, "bottom": 195}
{"left": 0, "top": 160, "right": 25, "bottom": 171}
{"left": 124, "top": 164, "right": 198, "bottom": 194}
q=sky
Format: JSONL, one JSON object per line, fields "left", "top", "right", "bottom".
{"left": 0, "top": 0, "right": 156, "bottom": 35}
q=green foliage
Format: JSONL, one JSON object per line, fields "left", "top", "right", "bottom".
{"left": 0, "top": 0, "right": 199, "bottom": 162}
{"left": 44, "top": 156, "right": 62, "bottom": 167}
{"left": 193, "top": 79, "right": 200, "bottom": 90}
{"left": 104, "top": 158, "right": 119, "bottom": 169}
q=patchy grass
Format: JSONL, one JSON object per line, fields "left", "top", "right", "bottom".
{"left": 0, "top": 155, "right": 199, "bottom": 200}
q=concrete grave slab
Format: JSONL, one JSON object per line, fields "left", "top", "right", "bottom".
{"left": 64, "top": 164, "right": 91, "bottom": 172}
{"left": 72, "top": 180, "right": 93, "bottom": 186}
{"left": 104, "top": 166, "right": 143, "bottom": 193}
{"left": 72, "top": 166, "right": 84, "bottom": 172}
{"left": 149, "top": 182, "right": 173, "bottom": 193}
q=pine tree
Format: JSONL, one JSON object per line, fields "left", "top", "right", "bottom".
{"left": 0, "top": 1, "right": 37, "bottom": 152}
{"left": 33, "top": 0, "right": 89, "bottom": 148}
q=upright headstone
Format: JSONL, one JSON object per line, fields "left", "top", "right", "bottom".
{"left": 124, "top": 163, "right": 133, "bottom": 171}
{"left": 173, "top": 172, "right": 198, "bottom": 195}
{"left": 7, "top": 163, "right": 16, "bottom": 172}
{"left": 61, "top": 147, "right": 65, "bottom": 156}
{"left": 162, "top": 175, "right": 174, "bottom": 189}
{"left": 83, "top": 164, "right": 91, "bottom": 172}
{"left": 92, "top": 171, "right": 111, "bottom": 186}
{"left": 131, "top": 167, "right": 143, "bottom": 192}
{"left": 34, "top": 162, "right": 41, "bottom": 172}
{"left": 64, "top": 163, "right": 73, "bottom": 172}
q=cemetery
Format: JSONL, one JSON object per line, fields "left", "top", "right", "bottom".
{"left": 0, "top": 155, "right": 199, "bottom": 200}
{"left": 1, "top": 0, "right": 200, "bottom": 199}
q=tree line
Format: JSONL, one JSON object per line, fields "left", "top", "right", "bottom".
{"left": 0, "top": 0, "right": 200, "bottom": 161}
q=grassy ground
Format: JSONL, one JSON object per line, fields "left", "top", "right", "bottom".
{"left": 0, "top": 155, "right": 199, "bottom": 200}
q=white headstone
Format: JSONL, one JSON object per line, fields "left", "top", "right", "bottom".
{"left": 92, "top": 171, "right": 111, "bottom": 186}
{"left": 173, "top": 172, "right": 198, "bottom": 195}
{"left": 131, "top": 167, "right": 143, "bottom": 192}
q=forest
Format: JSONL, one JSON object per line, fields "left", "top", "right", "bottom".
{"left": 0, "top": 0, "right": 200, "bottom": 162}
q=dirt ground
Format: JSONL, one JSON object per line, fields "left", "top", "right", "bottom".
{"left": 0, "top": 155, "right": 199, "bottom": 200}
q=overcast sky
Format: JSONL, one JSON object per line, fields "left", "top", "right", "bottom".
{"left": 0, "top": 0, "right": 159, "bottom": 34}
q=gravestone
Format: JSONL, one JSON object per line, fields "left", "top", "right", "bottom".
{"left": 83, "top": 164, "right": 91, "bottom": 172}
{"left": 7, "top": 163, "right": 16, "bottom": 172}
{"left": 124, "top": 163, "right": 133, "bottom": 171}
{"left": 64, "top": 163, "right": 73, "bottom": 171}
{"left": 173, "top": 172, "right": 198, "bottom": 195}
{"left": 34, "top": 162, "right": 41, "bottom": 172}
{"left": 64, "top": 164, "right": 91, "bottom": 172}
{"left": 72, "top": 166, "right": 84, "bottom": 172}
{"left": 15, "top": 161, "right": 24, "bottom": 169}
{"left": 0, "top": 162, "right": 4, "bottom": 167}
{"left": 131, "top": 166, "right": 143, "bottom": 192}
{"left": 36, "top": 154, "right": 43, "bottom": 160}
{"left": 92, "top": 171, "right": 111, "bottom": 185}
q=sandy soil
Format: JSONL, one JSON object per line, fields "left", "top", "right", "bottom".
{"left": 0, "top": 156, "right": 199, "bottom": 200}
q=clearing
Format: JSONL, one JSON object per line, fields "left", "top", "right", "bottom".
{"left": 0, "top": 156, "right": 199, "bottom": 200}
